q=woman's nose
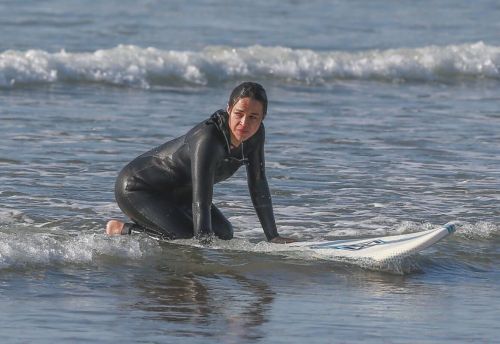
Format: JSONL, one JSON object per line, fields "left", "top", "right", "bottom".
{"left": 239, "top": 116, "right": 247, "bottom": 126}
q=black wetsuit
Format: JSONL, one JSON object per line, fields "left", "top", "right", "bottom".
{"left": 115, "top": 109, "right": 279, "bottom": 241}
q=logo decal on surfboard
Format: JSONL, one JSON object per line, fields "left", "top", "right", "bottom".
{"left": 309, "top": 239, "right": 386, "bottom": 251}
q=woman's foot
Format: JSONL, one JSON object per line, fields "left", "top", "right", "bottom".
{"left": 106, "top": 220, "right": 125, "bottom": 235}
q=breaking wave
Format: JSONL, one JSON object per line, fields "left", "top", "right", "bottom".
{"left": 1, "top": 42, "right": 499, "bottom": 88}
{"left": 1, "top": 206, "right": 496, "bottom": 274}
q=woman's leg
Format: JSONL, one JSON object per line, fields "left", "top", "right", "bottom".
{"left": 116, "top": 188, "right": 194, "bottom": 239}
{"left": 113, "top": 173, "right": 233, "bottom": 239}
{"left": 210, "top": 205, "right": 233, "bottom": 240}
{"left": 117, "top": 196, "right": 233, "bottom": 240}
{"left": 116, "top": 194, "right": 234, "bottom": 240}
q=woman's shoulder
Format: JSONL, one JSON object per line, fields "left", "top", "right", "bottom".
{"left": 185, "top": 111, "right": 229, "bottom": 152}
{"left": 185, "top": 111, "right": 221, "bottom": 136}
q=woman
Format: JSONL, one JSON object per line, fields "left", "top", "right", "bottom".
{"left": 106, "top": 82, "right": 295, "bottom": 244}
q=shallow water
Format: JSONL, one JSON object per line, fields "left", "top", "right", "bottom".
{"left": 1, "top": 1, "right": 499, "bottom": 343}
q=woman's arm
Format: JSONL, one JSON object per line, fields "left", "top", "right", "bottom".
{"left": 189, "top": 127, "right": 225, "bottom": 238}
{"left": 246, "top": 127, "right": 296, "bottom": 242}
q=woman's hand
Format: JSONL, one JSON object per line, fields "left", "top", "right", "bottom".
{"left": 196, "top": 232, "right": 215, "bottom": 246}
{"left": 270, "top": 236, "right": 297, "bottom": 244}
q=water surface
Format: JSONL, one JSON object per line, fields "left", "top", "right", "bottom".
{"left": 1, "top": 1, "right": 499, "bottom": 343}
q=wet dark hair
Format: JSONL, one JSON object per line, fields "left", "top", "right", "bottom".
{"left": 227, "top": 82, "right": 268, "bottom": 118}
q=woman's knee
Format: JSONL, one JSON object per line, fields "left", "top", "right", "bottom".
{"left": 215, "top": 223, "right": 233, "bottom": 240}
{"left": 211, "top": 207, "right": 233, "bottom": 240}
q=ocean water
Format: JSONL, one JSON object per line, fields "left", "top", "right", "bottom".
{"left": 1, "top": 0, "right": 499, "bottom": 343}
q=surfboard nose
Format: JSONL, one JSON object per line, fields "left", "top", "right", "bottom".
{"left": 444, "top": 223, "right": 456, "bottom": 234}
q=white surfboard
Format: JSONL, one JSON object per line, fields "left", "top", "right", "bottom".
{"left": 286, "top": 223, "right": 456, "bottom": 262}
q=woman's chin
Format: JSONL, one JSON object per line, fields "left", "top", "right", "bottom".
{"left": 240, "top": 133, "right": 253, "bottom": 141}
{"left": 232, "top": 131, "right": 253, "bottom": 144}
{"left": 234, "top": 135, "right": 246, "bottom": 143}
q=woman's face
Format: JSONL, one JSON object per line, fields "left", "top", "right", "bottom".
{"left": 227, "top": 97, "right": 264, "bottom": 147}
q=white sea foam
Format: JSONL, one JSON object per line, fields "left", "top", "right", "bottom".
{"left": 0, "top": 219, "right": 415, "bottom": 273}
{"left": 0, "top": 229, "right": 161, "bottom": 269}
{"left": 1, "top": 42, "right": 499, "bottom": 88}
{"left": 456, "top": 221, "right": 499, "bottom": 240}
{"left": 1, "top": 214, "right": 494, "bottom": 271}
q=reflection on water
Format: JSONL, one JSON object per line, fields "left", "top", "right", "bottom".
{"left": 129, "top": 245, "right": 275, "bottom": 341}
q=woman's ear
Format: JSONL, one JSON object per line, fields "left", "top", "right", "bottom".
{"left": 226, "top": 103, "right": 231, "bottom": 114}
